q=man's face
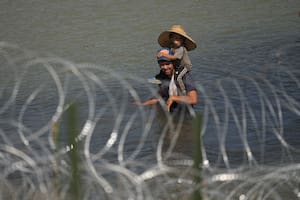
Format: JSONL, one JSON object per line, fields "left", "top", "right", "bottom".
{"left": 158, "top": 61, "right": 174, "bottom": 77}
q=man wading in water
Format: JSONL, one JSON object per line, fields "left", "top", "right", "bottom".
{"left": 134, "top": 48, "right": 198, "bottom": 113}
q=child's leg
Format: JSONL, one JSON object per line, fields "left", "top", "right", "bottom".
{"left": 177, "top": 68, "right": 188, "bottom": 95}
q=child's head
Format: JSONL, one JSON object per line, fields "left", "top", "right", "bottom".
{"left": 158, "top": 25, "right": 197, "bottom": 51}
{"left": 169, "top": 33, "right": 185, "bottom": 48}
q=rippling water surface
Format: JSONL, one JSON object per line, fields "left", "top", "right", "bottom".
{"left": 0, "top": 0, "right": 300, "bottom": 199}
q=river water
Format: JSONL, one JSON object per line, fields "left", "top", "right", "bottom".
{"left": 1, "top": 0, "right": 300, "bottom": 199}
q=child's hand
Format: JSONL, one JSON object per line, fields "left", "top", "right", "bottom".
{"left": 157, "top": 52, "right": 164, "bottom": 58}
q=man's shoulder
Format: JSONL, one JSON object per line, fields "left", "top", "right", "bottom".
{"left": 183, "top": 71, "right": 193, "bottom": 80}
{"left": 182, "top": 72, "right": 196, "bottom": 90}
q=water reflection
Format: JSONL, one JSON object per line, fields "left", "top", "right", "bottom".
{"left": 152, "top": 107, "right": 196, "bottom": 159}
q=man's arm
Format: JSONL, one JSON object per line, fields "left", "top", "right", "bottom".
{"left": 166, "top": 90, "right": 198, "bottom": 112}
{"left": 133, "top": 98, "right": 159, "bottom": 106}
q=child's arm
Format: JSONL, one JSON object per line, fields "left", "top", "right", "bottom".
{"left": 157, "top": 51, "right": 178, "bottom": 60}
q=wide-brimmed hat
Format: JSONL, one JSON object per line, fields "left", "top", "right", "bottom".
{"left": 158, "top": 25, "right": 197, "bottom": 51}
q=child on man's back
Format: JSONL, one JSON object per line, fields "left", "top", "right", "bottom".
{"left": 156, "top": 25, "right": 197, "bottom": 95}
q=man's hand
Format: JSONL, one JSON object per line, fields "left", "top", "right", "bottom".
{"left": 166, "top": 96, "right": 175, "bottom": 112}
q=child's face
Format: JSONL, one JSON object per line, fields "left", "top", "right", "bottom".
{"left": 170, "top": 33, "right": 184, "bottom": 48}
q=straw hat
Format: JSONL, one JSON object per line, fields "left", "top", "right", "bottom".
{"left": 158, "top": 25, "right": 197, "bottom": 51}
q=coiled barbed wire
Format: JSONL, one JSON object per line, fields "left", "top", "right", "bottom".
{"left": 0, "top": 42, "right": 300, "bottom": 199}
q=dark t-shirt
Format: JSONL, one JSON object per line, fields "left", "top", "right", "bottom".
{"left": 157, "top": 72, "right": 197, "bottom": 112}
